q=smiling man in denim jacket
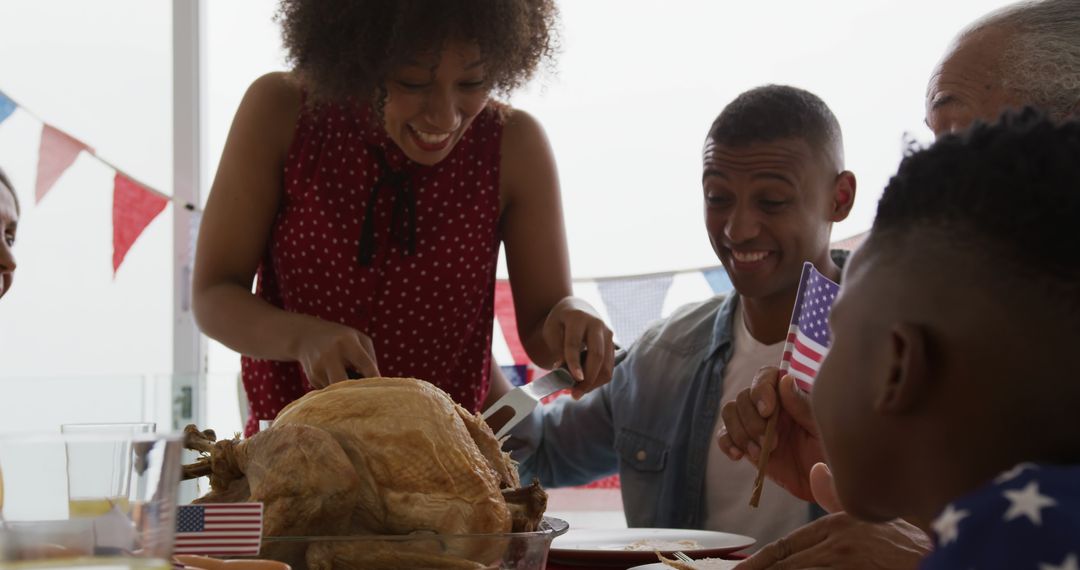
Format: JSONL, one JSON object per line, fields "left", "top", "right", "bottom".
{"left": 504, "top": 85, "right": 856, "bottom": 547}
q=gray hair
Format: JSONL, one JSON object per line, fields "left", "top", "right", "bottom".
{"left": 972, "top": 0, "right": 1080, "bottom": 120}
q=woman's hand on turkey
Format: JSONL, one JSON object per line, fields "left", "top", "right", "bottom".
{"left": 294, "top": 318, "right": 380, "bottom": 388}
{"left": 542, "top": 296, "right": 615, "bottom": 399}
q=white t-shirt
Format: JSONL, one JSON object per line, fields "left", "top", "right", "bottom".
{"left": 703, "top": 302, "right": 811, "bottom": 550}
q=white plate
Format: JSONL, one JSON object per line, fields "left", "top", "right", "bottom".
{"left": 549, "top": 528, "right": 754, "bottom": 566}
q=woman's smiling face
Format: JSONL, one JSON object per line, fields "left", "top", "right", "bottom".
{"left": 381, "top": 41, "right": 491, "bottom": 166}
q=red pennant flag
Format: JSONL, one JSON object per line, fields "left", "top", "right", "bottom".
{"left": 36, "top": 124, "right": 93, "bottom": 203}
{"left": 113, "top": 173, "right": 169, "bottom": 274}
{"left": 494, "top": 280, "right": 531, "bottom": 365}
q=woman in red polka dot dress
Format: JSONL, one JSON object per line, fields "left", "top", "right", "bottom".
{"left": 192, "top": 0, "right": 616, "bottom": 436}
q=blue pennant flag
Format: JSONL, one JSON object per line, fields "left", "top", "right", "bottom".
{"left": 702, "top": 266, "right": 733, "bottom": 295}
{"left": 0, "top": 91, "right": 15, "bottom": 125}
{"left": 500, "top": 364, "right": 530, "bottom": 387}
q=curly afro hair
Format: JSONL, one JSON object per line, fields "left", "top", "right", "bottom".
{"left": 277, "top": 0, "right": 559, "bottom": 102}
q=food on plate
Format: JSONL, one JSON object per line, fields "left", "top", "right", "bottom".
{"left": 181, "top": 378, "right": 547, "bottom": 569}
{"left": 624, "top": 539, "right": 703, "bottom": 551}
{"left": 656, "top": 552, "right": 740, "bottom": 569}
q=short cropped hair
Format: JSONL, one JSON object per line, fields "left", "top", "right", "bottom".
{"left": 707, "top": 84, "right": 845, "bottom": 167}
{"left": 871, "top": 108, "right": 1080, "bottom": 332}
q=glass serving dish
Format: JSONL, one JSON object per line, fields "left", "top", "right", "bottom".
{"left": 0, "top": 431, "right": 182, "bottom": 570}
{"left": 242, "top": 516, "right": 568, "bottom": 570}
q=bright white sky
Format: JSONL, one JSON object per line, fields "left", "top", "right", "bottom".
{"left": 0, "top": 0, "right": 1015, "bottom": 433}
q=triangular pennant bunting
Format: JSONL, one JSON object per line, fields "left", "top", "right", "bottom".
{"left": 493, "top": 281, "right": 530, "bottom": 365}
{"left": 113, "top": 173, "right": 169, "bottom": 274}
{"left": 36, "top": 124, "right": 93, "bottom": 203}
{"left": 0, "top": 91, "right": 15, "bottom": 125}
{"left": 702, "top": 266, "right": 733, "bottom": 295}
{"left": 499, "top": 364, "right": 531, "bottom": 387}
{"left": 830, "top": 231, "right": 868, "bottom": 252}
{"left": 596, "top": 274, "right": 674, "bottom": 346}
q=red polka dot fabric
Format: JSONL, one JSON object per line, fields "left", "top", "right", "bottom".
{"left": 241, "top": 100, "right": 503, "bottom": 436}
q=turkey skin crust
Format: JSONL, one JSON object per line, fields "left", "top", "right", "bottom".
{"left": 183, "top": 377, "right": 546, "bottom": 569}
{"left": 273, "top": 377, "right": 515, "bottom": 536}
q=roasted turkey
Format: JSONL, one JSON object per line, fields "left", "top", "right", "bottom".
{"left": 181, "top": 378, "right": 547, "bottom": 569}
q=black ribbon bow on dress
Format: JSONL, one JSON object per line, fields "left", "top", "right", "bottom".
{"left": 357, "top": 145, "right": 417, "bottom": 266}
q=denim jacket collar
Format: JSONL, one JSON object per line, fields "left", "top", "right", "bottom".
{"left": 706, "top": 293, "right": 739, "bottom": 363}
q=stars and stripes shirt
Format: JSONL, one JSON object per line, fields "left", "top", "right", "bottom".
{"left": 921, "top": 463, "right": 1080, "bottom": 570}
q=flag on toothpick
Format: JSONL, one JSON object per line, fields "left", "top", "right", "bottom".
{"left": 174, "top": 503, "right": 263, "bottom": 556}
{"left": 780, "top": 262, "right": 840, "bottom": 392}
{"left": 751, "top": 262, "right": 840, "bottom": 507}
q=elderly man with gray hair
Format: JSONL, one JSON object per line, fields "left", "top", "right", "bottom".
{"left": 721, "top": 1, "right": 1080, "bottom": 568}
{"left": 926, "top": 0, "right": 1080, "bottom": 136}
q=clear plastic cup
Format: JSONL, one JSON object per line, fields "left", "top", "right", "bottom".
{"left": 0, "top": 430, "right": 181, "bottom": 570}
{"left": 59, "top": 423, "right": 157, "bottom": 519}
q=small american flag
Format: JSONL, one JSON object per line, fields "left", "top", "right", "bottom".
{"left": 781, "top": 262, "right": 840, "bottom": 392}
{"left": 174, "top": 503, "right": 263, "bottom": 556}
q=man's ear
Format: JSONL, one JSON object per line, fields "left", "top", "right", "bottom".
{"left": 830, "top": 170, "right": 856, "bottom": 222}
{"left": 876, "top": 322, "right": 931, "bottom": 414}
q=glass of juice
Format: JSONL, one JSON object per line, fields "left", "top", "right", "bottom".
{"left": 60, "top": 423, "right": 156, "bottom": 518}
{"left": 0, "top": 429, "right": 180, "bottom": 570}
